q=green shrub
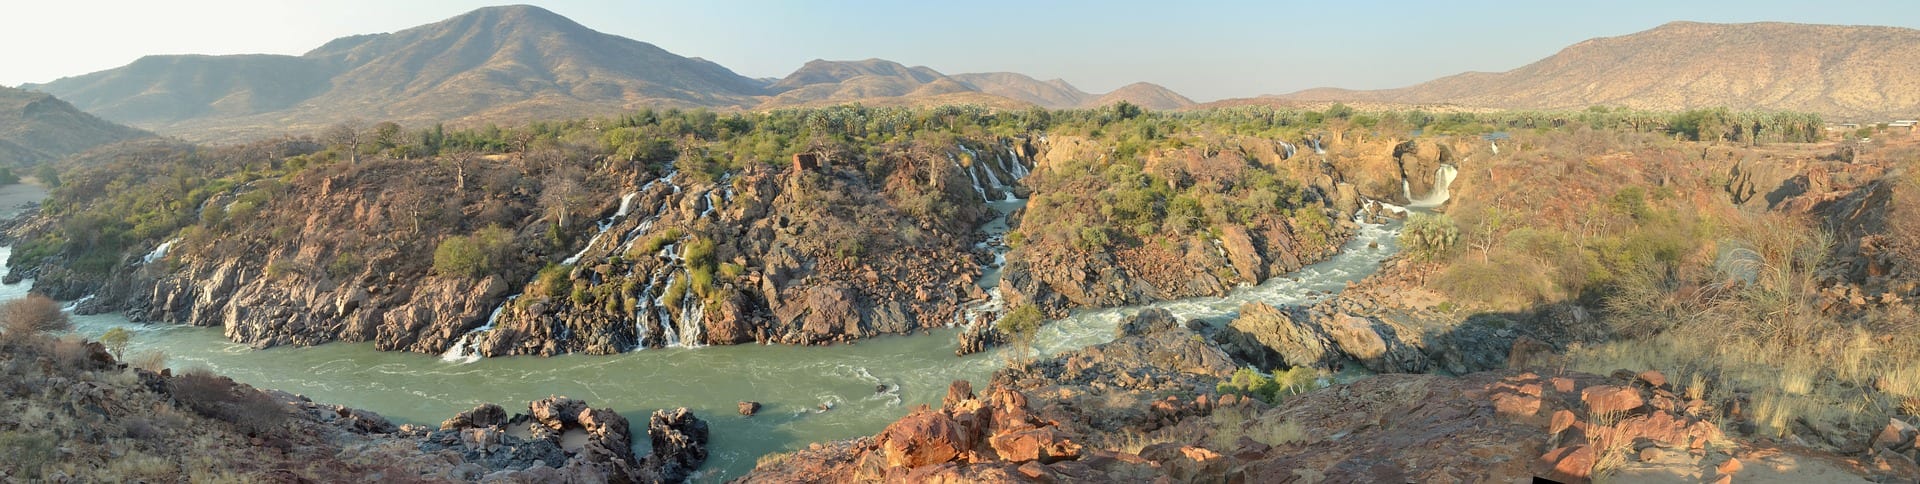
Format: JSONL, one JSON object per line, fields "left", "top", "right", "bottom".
{"left": 1216, "top": 367, "right": 1319, "bottom": 405}
{"left": 1400, "top": 213, "right": 1460, "bottom": 261}
{"left": 100, "top": 327, "right": 133, "bottom": 359}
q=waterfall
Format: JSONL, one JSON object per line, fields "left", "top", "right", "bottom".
{"left": 978, "top": 161, "right": 1008, "bottom": 200}
{"left": 614, "top": 192, "right": 638, "bottom": 218}
{"left": 953, "top": 155, "right": 989, "bottom": 202}
{"left": 1490, "top": 141, "right": 1500, "bottom": 155}
{"left": 1403, "top": 164, "right": 1459, "bottom": 208}
{"left": 700, "top": 190, "right": 721, "bottom": 219}
{"left": 677, "top": 289, "right": 706, "bottom": 348}
{"left": 442, "top": 295, "right": 517, "bottom": 363}
{"left": 564, "top": 190, "right": 642, "bottom": 266}
{"left": 1309, "top": 137, "right": 1326, "bottom": 155}
{"left": 141, "top": 239, "right": 179, "bottom": 265}
{"left": 1004, "top": 145, "right": 1030, "bottom": 180}
{"left": 61, "top": 294, "right": 96, "bottom": 313}
{"left": 657, "top": 272, "right": 681, "bottom": 346}
{"left": 1278, "top": 141, "right": 1296, "bottom": 160}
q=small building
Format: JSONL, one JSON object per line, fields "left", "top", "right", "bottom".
{"left": 1890, "top": 120, "right": 1917, "bottom": 134}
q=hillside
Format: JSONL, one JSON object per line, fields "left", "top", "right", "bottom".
{"left": 1281, "top": 21, "right": 1920, "bottom": 119}
{"left": 0, "top": 86, "right": 151, "bottom": 165}
{"left": 950, "top": 72, "right": 1095, "bottom": 109}
{"left": 24, "top": 4, "right": 1199, "bottom": 142}
{"left": 25, "top": 5, "right": 767, "bottom": 141}
{"left": 759, "top": 64, "right": 1192, "bottom": 111}
{"left": 1091, "top": 81, "right": 1197, "bottom": 110}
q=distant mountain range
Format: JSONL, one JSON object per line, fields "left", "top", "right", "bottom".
{"left": 0, "top": 86, "right": 152, "bottom": 166}
{"left": 18, "top": 8, "right": 1920, "bottom": 144}
{"left": 20, "top": 5, "right": 1193, "bottom": 141}
{"left": 1277, "top": 21, "right": 1920, "bottom": 120}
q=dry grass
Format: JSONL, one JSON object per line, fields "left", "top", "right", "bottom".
{"left": 1207, "top": 406, "right": 1310, "bottom": 450}
{"left": 1568, "top": 211, "right": 1918, "bottom": 439}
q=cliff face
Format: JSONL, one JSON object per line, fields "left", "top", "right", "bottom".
{"left": 12, "top": 137, "right": 1033, "bottom": 356}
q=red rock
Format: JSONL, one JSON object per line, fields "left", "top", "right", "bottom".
{"left": 1581, "top": 385, "right": 1645, "bottom": 416}
{"left": 1612, "top": 412, "right": 1690, "bottom": 448}
{"left": 1715, "top": 456, "right": 1743, "bottom": 476}
{"left": 1878, "top": 449, "right": 1920, "bottom": 480}
{"left": 1016, "top": 461, "right": 1051, "bottom": 481}
{"left": 1636, "top": 370, "right": 1669, "bottom": 389}
{"left": 1494, "top": 392, "right": 1542, "bottom": 417}
{"left": 989, "top": 427, "right": 1083, "bottom": 464}
{"left": 1873, "top": 418, "right": 1917, "bottom": 451}
{"left": 1550, "top": 377, "right": 1576, "bottom": 394}
{"left": 879, "top": 410, "right": 965, "bottom": 468}
{"left": 1550, "top": 410, "right": 1577, "bottom": 435}
{"left": 943, "top": 380, "right": 974, "bottom": 411}
{"left": 1538, "top": 445, "right": 1594, "bottom": 483}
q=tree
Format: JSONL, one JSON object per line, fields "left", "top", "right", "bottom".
{"left": 32, "top": 164, "right": 59, "bottom": 188}
{"left": 323, "top": 120, "right": 366, "bottom": 163}
{"left": 996, "top": 304, "right": 1045, "bottom": 365}
{"left": 1325, "top": 103, "right": 1355, "bottom": 120}
{"left": 1, "top": 294, "right": 70, "bottom": 337}
{"left": 99, "top": 327, "right": 132, "bottom": 359}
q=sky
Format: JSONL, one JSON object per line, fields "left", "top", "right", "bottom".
{"left": 6, "top": 1, "right": 1920, "bottom": 102}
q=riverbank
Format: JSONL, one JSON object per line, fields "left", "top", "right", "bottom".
{"left": 0, "top": 211, "right": 1403, "bottom": 480}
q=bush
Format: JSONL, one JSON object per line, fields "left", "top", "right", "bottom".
{"left": 130, "top": 349, "right": 168, "bottom": 372}
{"left": 1, "top": 294, "right": 70, "bottom": 337}
{"left": 997, "top": 304, "right": 1045, "bottom": 363}
{"left": 171, "top": 367, "right": 288, "bottom": 436}
{"left": 100, "top": 327, "right": 133, "bottom": 359}
{"left": 1216, "top": 367, "right": 1318, "bottom": 405}
{"left": 1400, "top": 213, "right": 1460, "bottom": 261}
{"left": 0, "top": 431, "right": 56, "bottom": 479}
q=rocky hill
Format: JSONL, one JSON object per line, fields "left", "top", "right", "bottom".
{"left": 23, "top": 6, "right": 1196, "bottom": 142}
{"left": 1091, "top": 82, "right": 1197, "bottom": 111}
{"left": 950, "top": 72, "right": 1095, "bottom": 109}
{"left": 1280, "top": 21, "right": 1920, "bottom": 119}
{"left": 0, "top": 86, "right": 151, "bottom": 165}
{"left": 25, "top": 5, "right": 769, "bottom": 141}
{"left": 756, "top": 60, "right": 1192, "bottom": 111}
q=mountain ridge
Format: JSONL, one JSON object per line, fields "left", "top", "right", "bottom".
{"left": 1276, "top": 21, "right": 1920, "bottom": 119}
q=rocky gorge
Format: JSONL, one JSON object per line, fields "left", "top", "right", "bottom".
{"left": 1, "top": 118, "right": 1467, "bottom": 360}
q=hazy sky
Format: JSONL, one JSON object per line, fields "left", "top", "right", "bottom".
{"left": 7, "top": 1, "right": 1920, "bottom": 101}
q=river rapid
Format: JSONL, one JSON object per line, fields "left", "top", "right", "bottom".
{"left": 1, "top": 206, "right": 1402, "bottom": 481}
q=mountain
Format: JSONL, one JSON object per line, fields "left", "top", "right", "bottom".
{"left": 759, "top": 63, "right": 1192, "bottom": 111}
{"left": 1093, "top": 82, "right": 1196, "bottom": 110}
{"left": 0, "top": 86, "right": 152, "bottom": 166}
{"left": 950, "top": 72, "right": 1094, "bottom": 109}
{"left": 24, "top": 5, "right": 1197, "bottom": 141}
{"left": 26, "top": 5, "right": 766, "bottom": 141}
{"left": 1279, "top": 22, "right": 1920, "bottom": 119}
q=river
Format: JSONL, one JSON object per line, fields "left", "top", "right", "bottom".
{"left": 0, "top": 212, "right": 1401, "bottom": 481}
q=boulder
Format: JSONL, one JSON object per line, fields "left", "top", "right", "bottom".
{"left": 943, "top": 380, "right": 975, "bottom": 411}
{"left": 1581, "top": 385, "right": 1645, "bottom": 416}
{"left": 879, "top": 409, "right": 966, "bottom": 468}
{"left": 646, "top": 408, "right": 709, "bottom": 482}
{"left": 1218, "top": 225, "right": 1266, "bottom": 283}
{"left": 739, "top": 401, "right": 761, "bottom": 417}
{"left": 1538, "top": 445, "right": 1594, "bottom": 483}
{"left": 442, "top": 404, "right": 508, "bottom": 430}
{"left": 989, "top": 427, "right": 1084, "bottom": 464}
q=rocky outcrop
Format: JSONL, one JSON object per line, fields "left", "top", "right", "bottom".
{"left": 746, "top": 367, "right": 1897, "bottom": 483}
{"left": 423, "top": 397, "right": 710, "bottom": 483}
{"left": 647, "top": 408, "right": 710, "bottom": 483}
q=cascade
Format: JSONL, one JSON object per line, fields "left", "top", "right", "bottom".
{"left": 141, "top": 239, "right": 179, "bottom": 265}
{"left": 1403, "top": 164, "right": 1459, "bottom": 208}
{"left": 952, "top": 155, "right": 988, "bottom": 201}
